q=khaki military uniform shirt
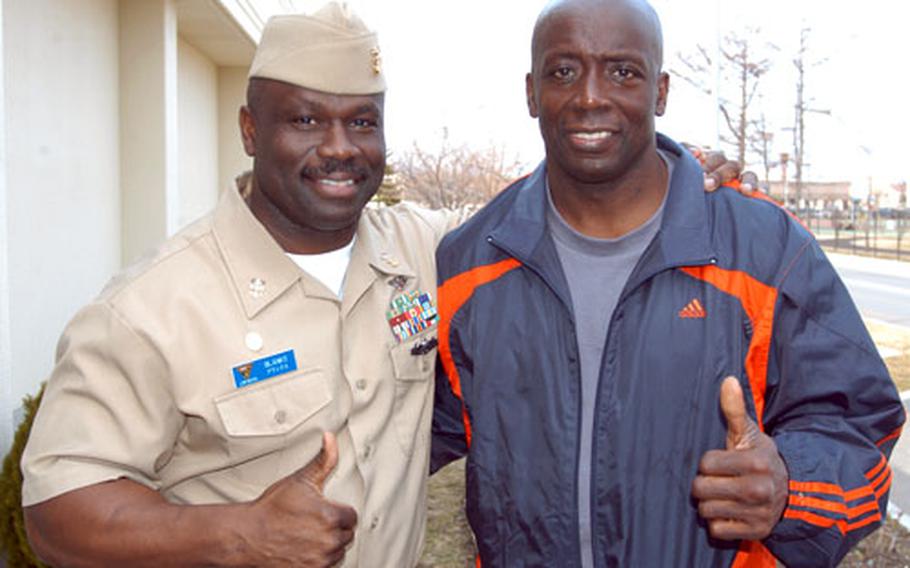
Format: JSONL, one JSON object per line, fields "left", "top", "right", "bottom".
{"left": 22, "top": 185, "right": 458, "bottom": 566}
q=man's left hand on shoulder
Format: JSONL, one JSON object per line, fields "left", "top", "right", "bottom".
{"left": 686, "top": 144, "right": 758, "bottom": 195}
{"left": 691, "top": 376, "right": 789, "bottom": 540}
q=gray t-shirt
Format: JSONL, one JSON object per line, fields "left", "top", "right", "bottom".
{"left": 546, "top": 151, "right": 673, "bottom": 567}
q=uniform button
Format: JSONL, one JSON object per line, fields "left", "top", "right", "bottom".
{"left": 274, "top": 410, "right": 287, "bottom": 424}
{"left": 245, "top": 332, "right": 263, "bottom": 352}
{"left": 363, "top": 445, "right": 372, "bottom": 459}
{"left": 370, "top": 515, "right": 380, "bottom": 530}
{"left": 356, "top": 379, "right": 367, "bottom": 390}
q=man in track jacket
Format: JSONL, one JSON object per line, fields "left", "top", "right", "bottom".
{"left": 431, "top": 0, "right": 905, "bottom": 566}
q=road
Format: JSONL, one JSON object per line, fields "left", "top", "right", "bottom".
{"left": 829, "top": 252, "right": 910, "bottom": 328}
{"left": 827, "top": 252, "right": 910, "bottom": 524}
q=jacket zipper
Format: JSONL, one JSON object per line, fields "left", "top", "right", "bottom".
{"left": 490, "top": 233, "right": 718, "bottom": 565}
{"left": 587, "top": 253, "right": 717, "bottom": 565}
{"left": 487, "top": 235, "right": 585, "bottom": 566}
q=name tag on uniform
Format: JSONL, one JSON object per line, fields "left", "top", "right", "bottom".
{"left": 232, "top": 350, "right": 298, "bottom": 388}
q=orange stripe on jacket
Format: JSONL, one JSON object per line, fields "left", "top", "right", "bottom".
{"left": 789, "top": 494, "right": 847, "bottom": 516}
{"left": 784, "top": 509, "right": 847, "bottom": 535}
{"left": 438, "top": 258, "right": 522, "bottom": 447}
{"left": 877, "top": 426, "right": 902, "bottom": 447}
{"left": 729, "top": 539, "right": 776, "bottom": 568}
{"left": 786, "top": 458, "right": 890, "bottom": 532}
{"left": 787, "top": 494, "right": 880, "bottom": 523}
{"left": 865, "top": 455, "right": 887, "bottom": 481}
{"left": 678, "top": 265, "right": 779, "bottom": 568}
{"left": 847, "top": 513, "right": 882, "bottom": 532}
{"left": 741, "top": 188, "right": 812, "bottom": 233}
{"left": 873, "top": 468, "right": 893, "bottom": 499}
{"left": 679, "top": 266, "right": 777, "bottom": 428}
{"left": 789, "top": 478, "right": 881, "bottom": 508}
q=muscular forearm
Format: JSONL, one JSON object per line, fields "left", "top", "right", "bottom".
{"left": 25, "top": 479, "right": 253, "bottom": 567}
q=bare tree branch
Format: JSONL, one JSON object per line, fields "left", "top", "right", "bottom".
{"left": 670, "top": 28, "right": 778, "bottom": 167}
{"left": 393, "top": 135, "right": 525, "bottom": 211}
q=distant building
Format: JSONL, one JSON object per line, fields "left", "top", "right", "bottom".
{"left": 765, "top": 179, "right": 907, "bottom": 211}
{"left": 766, "top": 181, "right": 851, "bottom": 210}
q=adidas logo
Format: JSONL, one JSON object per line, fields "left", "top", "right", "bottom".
{"left": 679, "top": 298, "right": 706, "bottom": 319}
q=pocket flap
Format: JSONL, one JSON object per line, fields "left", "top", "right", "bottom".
{"left": 389, "top": 335, "right": 436, "bottom": 381}
{"left": 214, "top": 368, "right": 330, "bottom": 437}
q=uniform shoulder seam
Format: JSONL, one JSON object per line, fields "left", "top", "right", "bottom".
{"left": 106, "top": 230, "right": 215, "bottom": 305}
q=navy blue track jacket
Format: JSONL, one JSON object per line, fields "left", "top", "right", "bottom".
{"left": 431, "top": 135, "right": 904, "bottom": 567}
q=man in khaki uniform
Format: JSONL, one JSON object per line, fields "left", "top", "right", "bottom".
{"left": 20, "top": 2, "right": 742, "bottom": 566}
{"left": 22, "top": 4, "right": 453, "bottom": 566}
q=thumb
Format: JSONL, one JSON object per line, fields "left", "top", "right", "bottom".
{"left": 296, "top": 431, "right": 339, "bottom": 492}
{"left": 719, "top": 376, "right": 758, "bottom": 450}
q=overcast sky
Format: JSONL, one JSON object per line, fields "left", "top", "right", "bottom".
{"left": 281, "top": 0, "right": 909, "bottom": 189}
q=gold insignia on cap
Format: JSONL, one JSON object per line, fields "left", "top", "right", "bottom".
{"left": 249, "top": 3, "right": 386, "bottom": 95}
{"left": 370, "top": 46, "right": 382, "bottom": 75}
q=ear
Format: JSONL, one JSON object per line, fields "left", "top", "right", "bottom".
{"left": 239, "top": 106, "right": 257, "bottom": 157}
{"left": 526, "top": 72, "right": 539, "bottom": 118}
{"left": 655, "top": 72, "right": 669, "bottom": 117}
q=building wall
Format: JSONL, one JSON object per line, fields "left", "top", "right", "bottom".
{"left": 0, "top": 0, "right": 257, "bottom": 454}
{"left": 119, "top": 0, "right": 179, "bottom": 265}
{"left": 218, "top": 66, "right": 252, "bottom": 194}
{"left": 2, "top": 0, "right": 121, "bottom": 441}
{"left": 178, "top": 37, "right": 220, "bottom": 227}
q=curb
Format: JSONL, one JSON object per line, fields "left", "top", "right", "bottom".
{"left": 888, "top": 502, "right": 910, "bottom": 531}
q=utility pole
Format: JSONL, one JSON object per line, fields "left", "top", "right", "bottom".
{"left": 780, "top": 152, "right": 790, "bottom": 208}
{"left": 792, "top": 28, "right": 808, "bottom": 210}
{"left": 792, "top": 27, "right": 829, "bottom": 215}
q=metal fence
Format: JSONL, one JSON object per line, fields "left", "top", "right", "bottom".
{"left": 800, "top": 208, "right": 910, "bottom": 261}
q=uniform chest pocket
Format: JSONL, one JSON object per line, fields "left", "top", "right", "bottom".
{"left": 389, "top": 334, "right": 436, "bottom": 456}
{"left": 214, "top": 368, "right": 331, "bottom": 437}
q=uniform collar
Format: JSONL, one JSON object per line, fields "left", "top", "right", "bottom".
{"left": 212, "top": 184, "right": 304, "bottom": 319}
{"left": 490, "top": 134, "right": 716, "bottom": 268}
{"left": 342, "top": 206, "right": 416, "bottom": 316}
{"left": 213, "top": 183, "right": 418, "bottom": 319}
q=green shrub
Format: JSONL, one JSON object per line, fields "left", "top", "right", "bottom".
{"left": 0, "top": 385, "right": 46, "bottom": 567}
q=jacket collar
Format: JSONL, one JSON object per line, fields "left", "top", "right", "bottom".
{"left": 489, "top": 134, "right": 716, "bottom": 268}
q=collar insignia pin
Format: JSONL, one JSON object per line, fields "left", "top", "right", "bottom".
{"left": 249, "top": 277, "right": 266, "bottom": 299}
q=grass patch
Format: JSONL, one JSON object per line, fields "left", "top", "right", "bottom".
{"left": 418, "top": 459, "right": 475, "bottom": 567}
{"left": 865, "top": 319, "right": 910, "bottom": 392}
{"left": 843, "top": 518, "right": 910, "bottom": 566}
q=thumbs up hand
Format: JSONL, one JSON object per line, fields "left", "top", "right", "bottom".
{"left": 245, "top": 432, "right": 358, "bottom": 567}
{"left": 691, "top": 377, "right": 789, "bottom": 541}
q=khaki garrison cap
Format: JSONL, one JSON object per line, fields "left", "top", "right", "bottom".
{"left": 249, "top": 1, "right": 386, "bottom": 95}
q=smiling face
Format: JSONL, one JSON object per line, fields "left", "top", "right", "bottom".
{"left": 240, "top": 79, "right": 386, "bottom": 242}
{"left": 527, "top": 0, "right": 668, "bottom": 187}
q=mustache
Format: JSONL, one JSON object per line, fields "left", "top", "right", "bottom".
{"left": 302, "top": 158, "right": 369, "bottom": 179}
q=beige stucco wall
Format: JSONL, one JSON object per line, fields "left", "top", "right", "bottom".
{"left": 2, "top": 0, "right": 121, "bottom": 439}
{"left": 120, "top": 0, "right": 179, "bottom": 265}
{"left": 178, "top": 37, "right": 220, "bottom": 227}
{"left": 218, "top": 66, "right": 252, "bottom": 194}
{"left": 0, "top": 0, "right": 256, "bottom": 451}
